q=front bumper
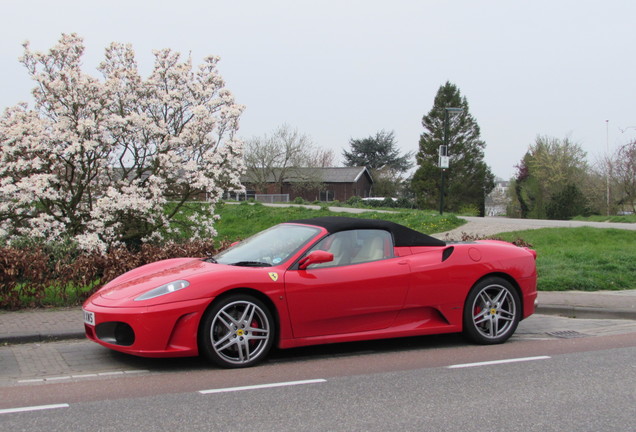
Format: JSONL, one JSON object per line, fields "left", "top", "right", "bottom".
{"left": 83, "top": 297, "right": 211, "bottom": 358}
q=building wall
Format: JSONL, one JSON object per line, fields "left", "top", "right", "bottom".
{"left": 243, "top": 176, "right": 372, "bottom": 202}
{"left": 318, "top": 177, "right": 373, "bottom": 201}
{"left": 485, "top": 181, "right": 511, "bottom": 216}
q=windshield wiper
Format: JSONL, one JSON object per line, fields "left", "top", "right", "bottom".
{"left": 203, "top": 257, "right": 217, "bottom": 263}
{"left": 230, "top": 261, "right": 272, "bottom": 267}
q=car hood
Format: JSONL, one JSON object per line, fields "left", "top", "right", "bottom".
{"left": 87, "top": 257, "right": 284, "bottom": 307}
{"left": 93, "top": 258, "right": 214, "bottom": 302}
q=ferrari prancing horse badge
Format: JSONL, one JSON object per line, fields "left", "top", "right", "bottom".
{"left": 268, "top": 272, "right": 279, "bottom": 282}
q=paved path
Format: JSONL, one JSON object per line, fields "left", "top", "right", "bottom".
{"left": 434, "top": 216, "right": 636, "bottom": 240}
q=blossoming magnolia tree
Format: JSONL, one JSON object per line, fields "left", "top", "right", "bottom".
{"left": 0, "top": 34, "right": 245, "bottom": 252}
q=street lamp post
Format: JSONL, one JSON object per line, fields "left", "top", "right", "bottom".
{"left": 606, "top": 120, "right": 610, "bottom": 216}
{"left": 439, "top": 107, "right": 463, "bottom": 214}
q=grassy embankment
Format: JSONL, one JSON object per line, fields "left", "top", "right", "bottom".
{"left": 496, "top": 227, "right": 636, "bottom": 291}
{"left": 573, "top": 214, "right": 636, "bottom": 223}
{"left": 212, "top": 202, "right": 460, "bottom": 242}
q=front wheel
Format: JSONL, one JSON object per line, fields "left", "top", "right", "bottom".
{"left": 199, "top": 294, "right": 274, "bottom": 368}
{"left": 463, "top": 277, "right": 521, "bottom": 344}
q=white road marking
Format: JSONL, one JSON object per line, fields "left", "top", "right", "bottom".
{"left": 97, "top": 371, "right": 124, "bottom": 376}
{"left": 124, "top": 370, "right": 149, "bottom": 374}
{"left": 199, "top": 378, "right": 327, "bottom": 394}
{"left": 447, "top": 356, "right": 551, "bottom": 369}
{"left": 17, "top": 370, "right": 149, "bottom": 384}
{"left": 0, "top": 404, "right": 69, "bottom": 415}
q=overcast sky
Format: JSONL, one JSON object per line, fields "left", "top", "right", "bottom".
{"left": 2, "top": 0, "right": 635, "bottom": 179}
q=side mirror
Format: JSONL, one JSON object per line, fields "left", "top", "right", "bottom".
{"left": 298, "top": 250, "right": 334, "bottom": 270}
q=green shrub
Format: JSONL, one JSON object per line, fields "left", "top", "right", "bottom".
{"left": 347, "top": 196, "right": 362, "bottom": 206}
{"left": 0, "top": 239, "right": 231, "bottom": 310}
{"left": 396, "top": 197, "right": 415, "bottom": 208}
{"left": 458, "top": 204, "right": 480, "bottom": 216}
{"left": 546, "top": 183, "right": 589, "bottom": 219}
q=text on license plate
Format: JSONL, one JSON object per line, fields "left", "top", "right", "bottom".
{"left": 83, "top": 309, "right": 95, "bottom": 326}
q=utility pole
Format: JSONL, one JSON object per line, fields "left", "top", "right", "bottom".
{"left": 606, "top": 120, "right": 610, "bottom": 216}
{"left": 439, "top": 107, "right": 463, "bottom": 214}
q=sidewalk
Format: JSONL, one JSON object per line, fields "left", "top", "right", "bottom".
{"left": 1, "top": 290, "right": 635, "bottom": 345}
{"left": 0, "top": 307, "right": 85, "bottom": 345}
{"left": 537, "top": 290, "right": 636, "bottom": 320}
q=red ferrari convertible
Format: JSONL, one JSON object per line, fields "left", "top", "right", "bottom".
{"left": 83, "top": 216, "right": 537, "bottom": 368}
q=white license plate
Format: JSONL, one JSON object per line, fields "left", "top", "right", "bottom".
{"left": 83, "top": 309, "right": 95, "bottom": 326}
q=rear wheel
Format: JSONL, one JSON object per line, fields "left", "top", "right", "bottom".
{"left": 200, "top": 294, "right": 274, "bottom": 368}
{"left": 463, "top": 277, "right": 520, "bottom": 344}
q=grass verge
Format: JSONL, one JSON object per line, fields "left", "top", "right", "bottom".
{"left": 572, "top": 214, "right": 635, "bottom": 223}
{"left": 212, "top": 202, "right": 463, "bottom": 242}
{"left": 495, "top": 227, "right": 636, "bottom": 291}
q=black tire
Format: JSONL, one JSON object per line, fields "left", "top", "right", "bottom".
{"left": 463, "top": 277, "right": 521, "bottom": 344}
{"left": 199, "top": 294, "right": 274, "bottom": 368}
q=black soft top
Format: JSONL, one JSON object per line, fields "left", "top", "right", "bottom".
{"left": 288, "top": 216, "right": 446, "bottom": 247}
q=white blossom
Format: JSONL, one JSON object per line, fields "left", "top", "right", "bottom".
{"left": 0, "top": 33, "right": 244, "bottom": 252}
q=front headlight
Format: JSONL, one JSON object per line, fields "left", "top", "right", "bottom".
{"left": 134, "top": 280, "right": 190, "bottom": 301}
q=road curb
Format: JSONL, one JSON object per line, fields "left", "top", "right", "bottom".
{"left": 536, "top": 305, "right": 636, "bottom": 321}
{"left": 0, "top": 331, "right": 86, "bottom": 345}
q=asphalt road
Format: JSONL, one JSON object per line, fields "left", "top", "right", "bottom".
{"left": 1, "top": 314, "right": 636, "bottom": 431}
{"left": 1, "top": 343, "right": 634, "bottom": 431}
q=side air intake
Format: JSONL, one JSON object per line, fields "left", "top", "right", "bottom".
{"left": 442, "top": 246, "right": 454, "bottom": 262}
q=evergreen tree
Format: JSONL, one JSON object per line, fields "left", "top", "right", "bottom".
{"left": 343, "top": 130, "right": 413, "bottom": 197}
{"left": 342, "top": 130, "right": 412, "bottom": 172}
{"left": 411, "top": 82, "right": 494, "bottom": 215}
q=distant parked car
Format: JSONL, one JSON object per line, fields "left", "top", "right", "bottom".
{"left": 361, "top": 197, "right": 397, "bottom": 202}
{"left": 83, "top": 217, "right": 537, "bottom": 368}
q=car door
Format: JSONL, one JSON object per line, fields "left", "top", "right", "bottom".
{"left": 284, "top": 229, "right": 411, "bottom": 338}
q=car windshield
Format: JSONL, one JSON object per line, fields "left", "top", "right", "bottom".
{"left": 213, "top": 224, "right": 321, "bottom": 267}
